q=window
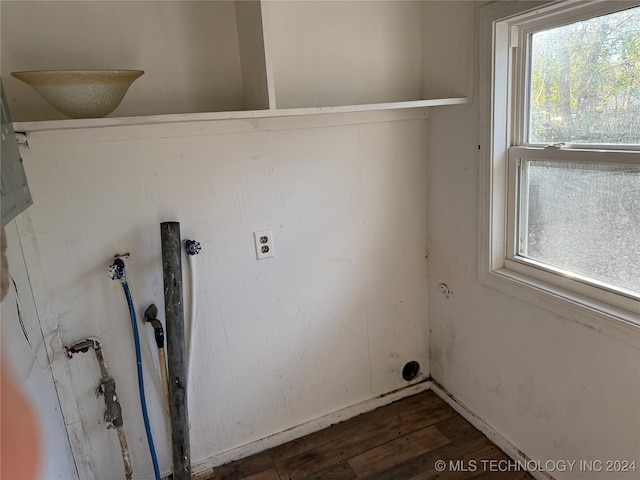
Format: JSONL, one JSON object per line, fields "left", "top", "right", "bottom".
{"left": 517, "top": 158, "right": 639, "bottom": 294}
{"left": 480, "top": 1, "right": 640, "bottom": 330}
{"left": 526, "top": 7, "right": 640, "bottom": 146}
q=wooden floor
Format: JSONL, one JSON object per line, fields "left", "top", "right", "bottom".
{"left": 208, "top": 390, "right": 534, "bottom": 480}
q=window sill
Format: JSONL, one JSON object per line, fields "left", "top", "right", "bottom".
{"left": 479, "top": 267, "right": 640, "bottom": 348}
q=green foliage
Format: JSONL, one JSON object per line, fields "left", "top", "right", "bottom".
{"left": 528, "top": 6, "right": 640, "bottom": 144}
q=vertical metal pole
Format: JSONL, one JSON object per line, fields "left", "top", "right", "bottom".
{"left": 160, "top": 222, "right": 191, "bottom": 480}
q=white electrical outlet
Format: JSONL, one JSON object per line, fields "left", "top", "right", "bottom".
{"left": 254, "top": 229, "right": 274, "bottom": 260}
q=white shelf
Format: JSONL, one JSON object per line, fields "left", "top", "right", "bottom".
{"left": 3, "top": 1, "right": 472, "bottom": 129}
{"left": 12, "top": 97, "right": 469, "bottom": 134}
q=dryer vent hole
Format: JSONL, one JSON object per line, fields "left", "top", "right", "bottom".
{"left": 402, "top": 361, "right": 421, "bottom": 381}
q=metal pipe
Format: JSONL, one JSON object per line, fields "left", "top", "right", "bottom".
{"left": 65, "top": 339, "right": 133, "bottom": 480}
{"left": 160, "top": 222, "right": 191, "bottom": 480}
{"left": 116, "top": 426, "right": 133, "bottom": 480}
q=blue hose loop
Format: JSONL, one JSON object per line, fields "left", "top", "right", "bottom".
{"left": 109, "top": 258, "right": 161, "bottom": 480}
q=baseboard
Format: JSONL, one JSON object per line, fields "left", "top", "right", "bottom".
{"left": 428, "top": 380, "right": 553, "bottom": 480}
{"left": 191, "top": 379, "right": 431, "bottom": 477}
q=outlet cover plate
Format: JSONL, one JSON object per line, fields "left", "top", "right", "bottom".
{"left": 254, "top": 229, "right": 274, "bottom": 260}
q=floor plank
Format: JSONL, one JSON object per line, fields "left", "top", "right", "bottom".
{"left": 302, "top": 462, "right": 359, "bottom": 480}
{"left": 207, "top": 391, "right": 534, "bottom": 480}
{"left": 213, "top": 451, "right": 275, "bottom": 480}
{"left": 273, "top": 397, "right": 456, "bottom": 479}
{"left": 269, "top": 392, "right": 448, "bottom": 464}
{"left": 408, "top": 444, "right": 508, "bottom": 480}
{"left": 363, "top": 432, "right": 489, "bottom": 480}
{"left": 242, "top": 469, "right": 282, "bottom": 480}
{"left": 348, "top": 425, "right": 450, "bottom": 478}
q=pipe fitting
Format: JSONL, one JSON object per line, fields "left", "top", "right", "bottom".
{"left": 108, "top": 258, "right": 126, "bottom": 281}
{"left": 144, "top": 304, "right": 165, "bottom": 349}
{"left": 65, "top": 338, "right": 100, "bottom": 358}
{"left": 100, "top": 376, "right": 123, "bottom": 429}
{"left": 64, "top": 338, "right": 124, "bottom": 429}
{"left": 184, "top": 239, "right": 201, "bottom": 256}
{"left": 184, "top": 240, "right": 202, "bottom": 255}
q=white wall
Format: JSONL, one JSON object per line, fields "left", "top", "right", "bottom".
{"left": 421, "top": 0, "right": 473, "bottom": 99}
{"left": 267, "top": 1, "right": 424, "bottom": 108}
{"left": 10, "top": 111, "right": 429, "bottom": 479}
{"left": 425, "top": 3, "right": 640, "bottom": 478}
{"left": 1, "top": 222, "right": 78, "bottom": 480}
{"left": 6, "top": 3, "right": 638, "bottom": 480}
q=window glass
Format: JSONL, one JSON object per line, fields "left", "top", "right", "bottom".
{"left": 528, "top": 6, "right": 640, "bottom": 145}
{"left": 521, "top": 160, "right": 640, "bottom": 294}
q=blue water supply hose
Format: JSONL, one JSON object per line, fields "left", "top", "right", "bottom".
{"left": 109, "top": 258, "right": 161, "bottom": 480}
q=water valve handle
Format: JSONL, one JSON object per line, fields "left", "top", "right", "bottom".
{"left": 185, "top": 239, "right": 201, "bottom": 256}
{"left": 107, "top": 258, "right": 126, "bottom": 280}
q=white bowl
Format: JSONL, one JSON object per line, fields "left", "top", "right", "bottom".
{"left": 11, "top": 69, "right": 144, "bottom": 118}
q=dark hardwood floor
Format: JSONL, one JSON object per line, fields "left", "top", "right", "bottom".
{"left": 206, "top": 390, "right": 535, "bottom": 480}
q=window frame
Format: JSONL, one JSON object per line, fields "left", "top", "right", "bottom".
{"left": 479, "top": 0, "right": 640, "bottom": 346}
{"left": 507, "top": 147, "right": 640, "bottom": 311}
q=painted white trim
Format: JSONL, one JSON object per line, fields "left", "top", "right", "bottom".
{"left": 17, "top": 108, "right": 433, "bottom": 148}
{"left": 259, "top": 0, "right": 278, "bottom": 110}
{"left": 190, "top": 380, "right": 431, "bottom": 477}
{"left": 429, "top": 380, "right": 553, "bottom": 480}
